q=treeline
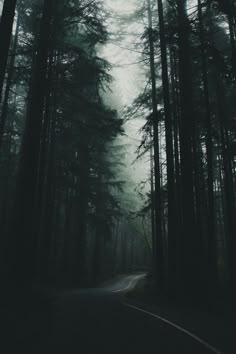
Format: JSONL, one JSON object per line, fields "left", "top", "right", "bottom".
{"left": 0, "top": 0, "right": 133, "bottom": 290}
{"left": 126, "top": 0, "right": 236, "bottom": 297}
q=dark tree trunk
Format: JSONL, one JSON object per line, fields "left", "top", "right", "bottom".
{"left": 157, "top": 0, "right": 177, "bottom": 293}
{"left": 92, "top": 173, "right": 104, "bottom": 285}
{"left": 217, "top": 76, "right": 236, "bottom": 291}
{"left": 8, "top": 0, "right": 54, "bottom": 288}
{"left": 0, "top": 0, "right": 17, "bottom": 103}
{"left": 226, "top": 0, "right": 236, "bottom": 75}
{"left": 33, "top": 48, "right": 54, "bottom": 280}
{"left": 170, "top": 48, "right": 181, "bottom": 197}
{"left": 150, "top": 140, "right": 156, "bottom": 278}
{"left": 38, "top": 76, "right": 58, "bottom": 282}
{"left": 169, "top": 47, "right": 183, "bottom": 286}
{"left": 112, "top": 220, "right": 119, "bottom": 275}
{"left": 192, "top": 125, "right": 206, "bottom": 290}
{"left": 198, "top": 0, "right": 218, "bottom": 290}
{"left": 147, "top": 0, "right": 164, "bottom": 290}
{"left": 72, "top": 146, "right": 90, "bottom": 285}
{"left": 0, "top": 15, "right": 19, "bottom": 152}
{"left": 177, "top": 0, "right": 197, "bottom": 294}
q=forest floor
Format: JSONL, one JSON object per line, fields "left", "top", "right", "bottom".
{"left": 125, "top": 275, "right": 236, "bottom": 354}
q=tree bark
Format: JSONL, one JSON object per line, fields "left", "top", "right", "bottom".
{"left": 0, "top": 15, "right": 19, "bottom": 152}
{"left": 156, "top": 0, "right": 177, "bottom": 293}
{"left": 198, "top": 0, "right": 218, "bottom": 290}
{"left": 177, "top": 0, "right": 197, "bottom": 294}
{"left": 217, "top": 76, "right": 236, "bottom": 291}
{"left": 9, "top": 0, "right": 54, "bottom": 288}
{"left": 0, "top": 0, "right": 17, "bottom": 103}
{"left": 150, "top": 138, "right": 157, "bottom": 278}
{"left": 147, "top": 0, "right": 164, "bottom": 290}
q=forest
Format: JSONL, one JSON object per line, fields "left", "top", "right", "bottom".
{"left": 0, "top": 0, "right": 236, "bottom": 353}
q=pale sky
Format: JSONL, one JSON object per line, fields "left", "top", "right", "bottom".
{"left": 105, "top": 0, "right": 138, "bottom": 14}
{"left": 103, "top": 0, "right": 144, "bottom": 106}
{"left": 102, "top": 0, "right": 150, "bottom": 192}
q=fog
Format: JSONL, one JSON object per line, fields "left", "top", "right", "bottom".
{"left": 102, "top": 0, "right": 150, "bottom": 197}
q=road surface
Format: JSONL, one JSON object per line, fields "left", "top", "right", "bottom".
{"left": 29, "top": 274, "right": 221, "bottom": 354}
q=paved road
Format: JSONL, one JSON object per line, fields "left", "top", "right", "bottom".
{"left": 31, "top": 274, "right": 218, "bottom": 354}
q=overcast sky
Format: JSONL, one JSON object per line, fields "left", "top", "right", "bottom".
{"left": 102, "top": 0, "right": 150, "bottom": 192}
{"left": 105, "top": 0, "right": 138, "bottom": 14}
{"left": 103, "top": 0, "right": 144, "bottom": 106}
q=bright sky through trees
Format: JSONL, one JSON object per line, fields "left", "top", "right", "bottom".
{"left": 103, "top": 0, "right": 142, "bottom": 105}
{"left": 102, "top": 0, "right": 149, "bottom": 188}
{"left": 105, "top": 0, "right": 137, "bottom": 14}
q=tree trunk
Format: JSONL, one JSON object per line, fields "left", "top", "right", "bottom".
{"left": 92, "top": 173, "right": 104, "bottom": 285}
{"left": 177, "top": 0, "right": 197, "bottom": 294}
{"left": 0, "top": 0, "right": 17, "bottom": 103}
{"left": 198, "top": 0, "right": 218, "bottom": 290}
{"left": 150, "top": 138, "right": 156, "bottom": 278}
{"left": 8, "top": 0, "right": 54, "bottom": 288}
{"left": 33, "top": 48, "right": 54, "bottom": 280}
{"left": 169, "top": 46, "right": 182, "bottom": 287}
{"left": 73, "top": 146, "right": 90, "bottom": 285}
{"left": 226, "top": 0, "right": 236, "bottom": 75}
{"left": 147, "top": 0, "right": 164, "bottom": 291}
{"left": 217, "top": 76, "right": 236, "bottom": 291}
{"left": 0, "top": 15, "right": 19, "bottom": 152}
{"left": 157, "top": 0, "right": 177, "bottom": 293}
{"left": 112, "top": 220, "right": 119, "bottom": 275}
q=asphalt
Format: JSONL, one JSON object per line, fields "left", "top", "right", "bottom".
{"left": 18, "top": 274, "right": 218, "bottom": 354}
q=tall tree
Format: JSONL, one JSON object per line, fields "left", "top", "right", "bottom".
{"left": 156, "top": 0, "right": 176, "bottom": 292}
{"left": 176, "top": 0, "right": 198, "bottom": 294}
{"left": 9, "top": 0, "right": 54, "bottom": 287}
{"left": 0, "top": 0, "right": 17, "bottom": 103}
{"left": 147, "top": 0, "right": 164, "bottom": 290}
{"left": 0, "top": 15, "right": 20, "bottom": 151}
{"left": 197, "top": 0, "right": 218, "bottom": 290}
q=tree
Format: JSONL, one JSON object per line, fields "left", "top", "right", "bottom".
{"left": 156, "top": 0, "right": 176, "bottom": 292}
{"left": 147, "top": 0, "right": 164, "bottom": 290}
{"left": 0, "top": 0, "right": 17, "bottom": 103}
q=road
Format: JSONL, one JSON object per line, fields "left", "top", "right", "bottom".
{"left": 31, "top": 274, "right": 220, "bottom": 354}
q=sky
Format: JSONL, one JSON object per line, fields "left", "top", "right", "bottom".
{"left": 103, "top": 0, "right": 143, "bottom": 106}
{"left": 105, "top": 0, "right": 138, "bottom": 15}
{"left": 102, "top": 0, "right": 150, "bottom": 199}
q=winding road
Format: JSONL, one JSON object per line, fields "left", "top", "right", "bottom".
{"left": 33, "top": 274, "right": 222, "bottom": 354}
